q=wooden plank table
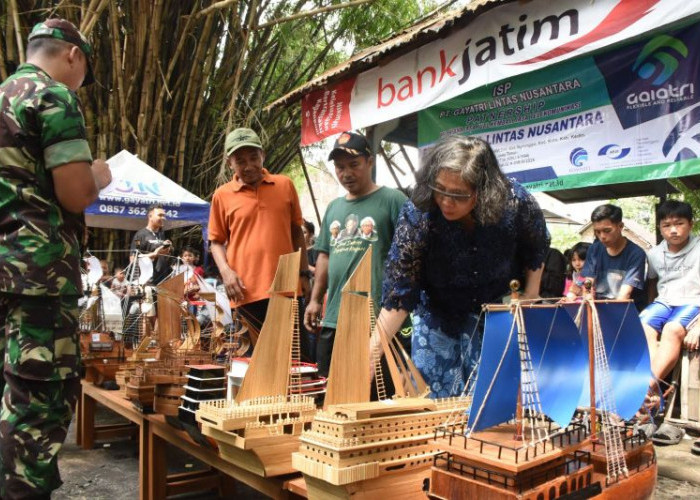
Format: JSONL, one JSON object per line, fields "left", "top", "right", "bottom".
{"left": 78, "top": 380, "right": 149, "bottom": 498}
{"left": 78, "top": 380, "right": 306, "bottom": 499}
{"left": 147, "top": 414, "right": 302, "bottom": 499}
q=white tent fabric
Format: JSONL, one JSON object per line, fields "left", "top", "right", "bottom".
{"left": 85, "top": 150, "right": 209, "bottom": 231}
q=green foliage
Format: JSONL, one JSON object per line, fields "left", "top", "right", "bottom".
{"left": 549, "top": 225, "right": 584, "bottom": 253}
{"left": 609, "top": 196, "right": 655, "bottom": 233}
{"left": 669, "top": 179, "right": 700, "bottom": 234}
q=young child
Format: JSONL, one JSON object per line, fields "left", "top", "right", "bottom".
{"left": 563, "top": 242, "right": 591, "bottom": 295}
{"left": 110, "top": 267, "right": 129, "bottom": 299}
{"left": 640, "top": 200, "right": 700, "bottom": 382}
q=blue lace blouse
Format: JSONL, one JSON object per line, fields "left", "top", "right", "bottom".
{"left": 382, "top": 181, "right": 550, "bottom": 336}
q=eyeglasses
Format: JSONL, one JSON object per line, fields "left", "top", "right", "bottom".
{"left": 429, "top": 184, "right": 474, "bottom": 203}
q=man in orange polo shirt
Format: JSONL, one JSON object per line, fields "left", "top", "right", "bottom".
{"left": 208, "top": 128, "right": 310, "bottom": 336}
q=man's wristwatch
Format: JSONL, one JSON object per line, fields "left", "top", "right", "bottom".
{"left": 300, "top": 270, "right": 313, "bottom": 279}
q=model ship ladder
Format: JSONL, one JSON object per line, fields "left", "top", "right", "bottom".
{"left": 289, "top": 299, "right": 303, "bottom": 395}
{"left": 587, "top": 296, "right": 629, "bottom": 481}
{"left": 514, "top": 303, "right": 548, "bottom": 444}
{"left": 369, "top": 298, "right": 388, "bottom": 401}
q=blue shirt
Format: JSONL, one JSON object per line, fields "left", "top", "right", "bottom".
{"left": 580, "top": 239, "right": 647, "bottom": 309}
{"left": 382, "top": 182, "right": 549, "bottom": 336}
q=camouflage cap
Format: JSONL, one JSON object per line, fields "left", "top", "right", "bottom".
{"left": 225, "top": 128, "right": 263, "bottom": 156}
{"left": 28, "top": 18, "right": 94, "bottom": 86}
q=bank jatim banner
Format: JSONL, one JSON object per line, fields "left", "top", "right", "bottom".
{"left": 300, "top": 0, "right": 700, "bottom": 146}
{"left": 418, "top": 18, "right": 700, "bottom": 192}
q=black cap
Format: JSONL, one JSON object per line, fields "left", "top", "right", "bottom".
{"left": 328, "top": 131, "right": 372, "bottom": 161}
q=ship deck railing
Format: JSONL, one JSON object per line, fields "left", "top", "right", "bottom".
{"left": 434, "top": 421, "right": 589, "bottom": 464}
{"left": 433, "top": 449, "right": 591, "bottom": 494}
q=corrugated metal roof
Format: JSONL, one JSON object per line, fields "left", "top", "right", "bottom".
{"left": 266, "top": 0, "right": 514, "bottom": 111}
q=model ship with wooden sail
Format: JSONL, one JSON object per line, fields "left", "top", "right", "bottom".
{"left": 195, "top": 250, "right": 318, "bottom": 477}
{"left": 428, "top": 282, "right": 656, "bottom": 500}
{"left": 79, "top": 256, "right": 133, "bottom": 385}
{"left": 124, "top": 270, "right": 219, "bottom": 412}
{"left": 292, "top": 247, "right": 471, "bottom": 499}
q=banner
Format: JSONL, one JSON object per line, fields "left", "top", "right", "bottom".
{"left": 418, "top": 19, "right": 700, "bottom": 192}
{"left": 301, "top": 0, "right": 700, "bottom": 145}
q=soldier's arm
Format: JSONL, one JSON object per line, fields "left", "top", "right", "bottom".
{"left": 52, "top": 159, "right": 111, "bottom": 214}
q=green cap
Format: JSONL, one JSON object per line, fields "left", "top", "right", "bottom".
{"left": 28, "top": 18, "right": 94, "bottom": 86}
{"left": 225, "top": 128, "right": 263, "bottom": 156}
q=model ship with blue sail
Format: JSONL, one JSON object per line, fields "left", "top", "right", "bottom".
{"left": 428, "top": 282, "right": 657, "bottom": 499}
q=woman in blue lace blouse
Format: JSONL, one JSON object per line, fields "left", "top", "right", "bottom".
{"left": 371, "top": 135, "right": 550, "bottom": 398}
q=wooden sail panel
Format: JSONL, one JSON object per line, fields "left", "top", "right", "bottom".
{"left": 156, "top": 272, "right": 185, "bottom": 344}
{"left": 324, "top": 292, "right": 371, "bottom": 407}
{"left": 341, "top": 246, "right": 372, "bottom": 294}
{"left": 235, "top": 295, "right": 294, "bottom": 401}
{"left": 269, "top": 250, "right": 301, "bottom": 294}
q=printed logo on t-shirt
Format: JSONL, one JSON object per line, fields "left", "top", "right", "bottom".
{"left": 329, "top": 214, "right": 378, "bottom": 252}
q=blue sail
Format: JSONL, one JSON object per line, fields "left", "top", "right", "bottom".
{"left": 470, "top": 310, "right": 520, "bottom": 432}
{"left": 570, "top": 302, "right": 652, "bottom": 420}
{"left": 524, "top": 306, "right": 587, "bottom": 428}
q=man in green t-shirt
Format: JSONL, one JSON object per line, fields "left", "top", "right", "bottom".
{"left": 304, "top": 131, "right": 407, "bottom": 379}
{"left": 0, "top": 19, "right": 111, "bottom": 498}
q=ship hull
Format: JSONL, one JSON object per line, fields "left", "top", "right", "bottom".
{"left": 303, "top": 466, "right": 432, "bottom": 500}
{"left": 428, "top": 429, "right": 656, "bottom": 500}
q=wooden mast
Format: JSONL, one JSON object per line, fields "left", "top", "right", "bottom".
{"left": 235, "top": 250, "right": 301, "bottom": 402}
{"left": 511, "top": 280, "right": 524, "bottom": 441}
{"left": 584, "top": 279, "right": 598, "bottom": 440}
{"left": 323, "top": 247, "right": 373, "bottom": 407}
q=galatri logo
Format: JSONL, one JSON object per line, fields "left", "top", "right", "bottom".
{"left": 570, "top": 147, "right": 588, "bottom": 167}
{"left": 632, "top": 35, "right": 688, "bottom": 85}
{"left": 662, "top": 106, "right": 700, "bottom": 162}
{"left": 598, "top": 144, "right": 631, "bottom": 160}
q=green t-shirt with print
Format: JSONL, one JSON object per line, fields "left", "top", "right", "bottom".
{"left": 315, "top": 187, "right": 407, "bottom": 328}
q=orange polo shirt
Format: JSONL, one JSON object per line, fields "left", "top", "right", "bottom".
{"left": 208, "top": 169, "right": 303, "bottom": 307}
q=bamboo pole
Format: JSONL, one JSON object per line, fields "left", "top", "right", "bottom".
{"left": 297, "top": 148, "right": 322, "bottom": 226}
{"left": 379, "top": 148, "right": 403, "bottom": 190}
{"left": 9, "top": 0, "right": 24, "bottom": 65}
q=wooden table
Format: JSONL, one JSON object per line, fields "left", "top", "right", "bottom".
{"left": 78, "top": 380, "right": 305, "bottom": 499}
{"left": 147, "top": 414, "right": 302, "bottom": 499}
{"left": 79, "top": 380, "right": 151, "bottom": 499}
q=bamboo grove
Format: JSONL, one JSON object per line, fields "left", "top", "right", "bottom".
{"left": 0, "top": 0, "right": 425, "bottom": 255}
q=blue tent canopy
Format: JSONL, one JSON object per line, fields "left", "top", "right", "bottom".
{"left": 85, "top": 150, "right": 210, "bottom": 231}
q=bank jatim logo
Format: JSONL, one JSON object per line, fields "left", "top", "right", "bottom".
{"left": 632, "top": 35, "right": 688, "bottom": 85}
{"left": 569, "top": 147, "right": 588, "bottom": 167}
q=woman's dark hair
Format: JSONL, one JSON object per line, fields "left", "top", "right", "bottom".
{"left": 656, "top": 200, "right": 693, "bottom": 223}
{"left": 412, "top": 135, "right": 509, "bottom": 225}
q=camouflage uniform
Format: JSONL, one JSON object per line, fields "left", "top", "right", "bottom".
{"left": 0, "top": 19, "right": 94, "bottom": 499}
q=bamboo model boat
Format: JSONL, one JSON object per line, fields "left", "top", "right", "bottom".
{"left": 428, "top": 283, "right": 656, "bottom": 500}
{"left": 79, "top": 284, "right": 133, "bottom": 385}
{"left": 195, "top": 250, "right": 317, "bottom": 477}
{"left": 292, "top": 247, "right": 471, "bottom": 499}
{"left": 125, "top": 271, "right": 216, "bottom": 412}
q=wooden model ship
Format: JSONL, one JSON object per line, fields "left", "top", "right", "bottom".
{"left": 196, "top": 250, "right": 317, "bottom": 477}
{"left": 428, "top": 284, "right": 656, "bottom": 500}
{"left": 79, "top": 283, "right": 132, "bottom": 385}
{"left": 292, "top": 247, "right": 471, "bottom": 499}
{"left": 124, "top": 271, "right": 216, "bottom": 412}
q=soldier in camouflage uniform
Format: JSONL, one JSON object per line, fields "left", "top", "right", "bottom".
{"left": 0, "top": 18, "right": 112, "bottom": 499}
